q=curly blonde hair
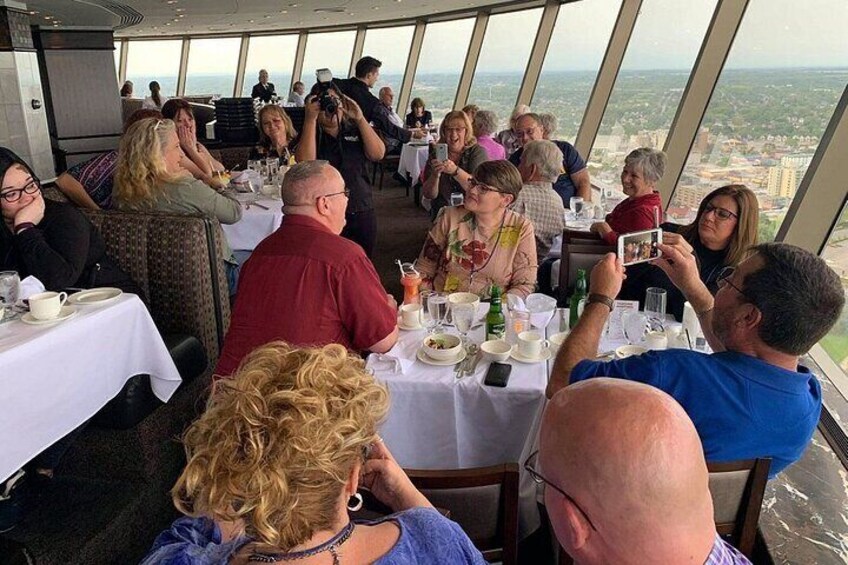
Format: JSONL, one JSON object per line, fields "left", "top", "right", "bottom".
{"left": 114, "top": 118, "right": 183, "bottom": 206}
{"left": 172, "top": 342, "right": 390, "bottom": 551}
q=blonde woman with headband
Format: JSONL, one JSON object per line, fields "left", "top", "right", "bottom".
{"left": 141, "top": 343, "right": 486, "bottom": 564}
{"left": 113, "top": 117, "right": 242, "bottom": 291}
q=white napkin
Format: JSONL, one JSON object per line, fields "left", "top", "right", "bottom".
{"left": 19, "top": 276, "right": 45, "bottom": 300}
{"left": 366, "top": 340, "right": 418, "bottom": 375}
{"left": 506, "top": 294, "right": 527, "bottom": 313}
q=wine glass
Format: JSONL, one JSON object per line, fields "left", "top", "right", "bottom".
{"left": 426, "top": 292, "right": 449, "bottom": 333}
{"left": 645, "top": 287, "right": 667, "bottom": 331}
{"left": 452, "top": 302, "right": 475, "bottom": 345}
{"left": 526, "top": 293, "right": 557, "bottom": 335}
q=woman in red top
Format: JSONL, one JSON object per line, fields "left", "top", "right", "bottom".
{"left": 591, "top": 147, "right": 666, "bottom": 245}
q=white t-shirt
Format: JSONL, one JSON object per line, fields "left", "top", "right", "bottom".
{"left": 142, "top": 95, "right": 170, "bottom": 110}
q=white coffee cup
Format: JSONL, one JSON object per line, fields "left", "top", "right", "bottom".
{"left": 644, "top": 330, "right": 668, "bottom": 351}
{"left": 517, "top": 331, "right": 549, "bottom": 359}
{"left": 28, "top": 291, "right": 68, "bottom": 321}
{"left": 549, "top": 331, "right": 568, "bottom": 352}
{"left": 400, "top": 303, "right": 423, "bottom": 328}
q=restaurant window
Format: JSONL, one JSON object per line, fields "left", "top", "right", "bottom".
{"left": 532, "top": 0, "right": 620, "bottom": 143}
{"left": 241, "top": 35, "right": 299, "bottom": 97}
{"left": 668, "top": 0, "right": 848, "bottom": 241}
{"left": 819, "top": 200, "right": 848, "bottom": 408}
{"left": 124, "top": 39, "right": 181, "bottom": 97}
{"left": 113, "top": 41, "right": 121, "bottom": 77}
{"left": 184, "top": 37, "right": 240, "bottom": 97}
{"left": 299, "top": 31, "right": 356, "bottom": 84}
{"left": 361, "top": 26, "right": 415, "bottom": 110}
{"left": 411, "top": 18, "right": 475, "bottom": 123}
{"left": 467, "top": 8, "right": 543, "bottom": 130}
{"left": 588, "top": 0, "right": 717, "bottom": 195}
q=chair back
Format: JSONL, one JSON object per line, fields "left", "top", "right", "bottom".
{"left": 708, "top": 458, "right": 771, "bottom": 558}
{"left": 559, "top": 242, "right": 615, "bottom": 297}
{"left": 562, "top": 229, "right": 603, "bottom": 246}
{"left": 406, "top": 463, "right": 519, "bottom": 565}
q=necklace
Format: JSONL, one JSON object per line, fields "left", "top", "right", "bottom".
{"left": 248, "top": 522, "right": 355, "bottom": 564}
{"left": 469, "top": 211, "right": 507, "bottom": 289}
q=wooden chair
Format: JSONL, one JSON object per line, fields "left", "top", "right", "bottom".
{"left": 708, "top": 458, "right": 771, "bottom": 558}
{"left": 406, "top": 463, "right": 520, "bottom": 565}
{"left": 562, "top": 228, "right": 604, "bottom": 246}
{"left": 557, "top": 458, "right": 771, "bottom": 563}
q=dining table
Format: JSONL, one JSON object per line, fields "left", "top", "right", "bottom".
{"left": 0, "top": 293, "right": 182, "bottom": 483}
{"left": 222, "top": 194, "right": 284, "bottom": 252}
{"left": 397, "top": 142, "right": 431, "bottom": 187}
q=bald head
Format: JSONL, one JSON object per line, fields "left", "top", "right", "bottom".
{"left": 540, "top": 379, "right": 715, "bottom": 564}
{"left": 281, "top": 161, "right": 347, "bottom": 233}
{"left": 379, "top": 86, "right": 394, "bottom": 107}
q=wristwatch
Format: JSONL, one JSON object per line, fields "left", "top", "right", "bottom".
{"left": 587, "top": 293, "right": 614, "bottom": 312}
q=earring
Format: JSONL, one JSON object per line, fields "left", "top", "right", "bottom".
{"left": 347, "top": 492, "right": 363, "bottom": 512}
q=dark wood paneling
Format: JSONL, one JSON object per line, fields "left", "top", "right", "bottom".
{"left": 35, "top": 29, "right": 115, "bottom": 51}
{"left": 0, "top": 8, "right": 35, "bottom": 51}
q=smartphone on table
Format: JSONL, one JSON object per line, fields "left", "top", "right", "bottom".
{"left": 484, "top": 362, "right": 512, "bottom": 387}
{"left": 617, "top": 228, "right": 663, "bottom": 266}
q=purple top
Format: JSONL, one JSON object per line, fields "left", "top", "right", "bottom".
{"left": 140, "top": 507, "right": 486, "bottom": 564}
{"left": 704, "top": 535, "right": 752, "bottom": 564}
{"left": 476, "top": 135, "right": 506, "bottom": 161}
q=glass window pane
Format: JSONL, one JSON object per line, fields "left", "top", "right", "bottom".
{"left": 532, "top": 0, "right": 621, "bottom": 144}
{"left": 184, "top": 37, "right": 241, "bottom": 97}
{"left": 362, "top": 26, "right": 414, "bottom": 110}
{"left": 125, "top": 39, "right": 182, "bottom": 97}
{"left": 669, "top": 0, "right": 848, "bottom": 241}
{"left": 242, "top": 35, "right": 298, "bottom": 97}
{"left": 589, "top": 0, "right": 718, "bottom": 194}
{"left": 820, "top": 201, "right": 848, "bottom": 397}
{"left": 467, "top": 9, "right": 543, "bottom": 130}
{"left": 300, "top": 31, "right": 356, "bottom": 85}
{"left": 411, "top": 18, "right": 475, "bottom": 123}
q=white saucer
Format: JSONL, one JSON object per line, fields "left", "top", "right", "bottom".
{"left": 68, "top": 287, "right": 123, "bottom": 306}
{"left": 511, "top": 347, "right": 553, "bottom": 363}
{"left": 416, "top": 347, "right": 467, "bottom": 366}
{"left": 21, "top": 306, "right": 77, "bottom": 325}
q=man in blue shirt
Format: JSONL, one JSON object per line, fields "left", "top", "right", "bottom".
{"left": 548, "top": 240, "right": 844, "bottom": 476}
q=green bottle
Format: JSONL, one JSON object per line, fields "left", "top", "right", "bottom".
{"left": 486, "top": 285, "right": 506, "bottom": 341}
{"left": 569, "top": 269, "right": 588, "bottom": 330}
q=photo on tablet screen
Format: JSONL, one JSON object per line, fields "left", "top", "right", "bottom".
{"left": 617, "top": 228, "right": 662, "bottom": 266}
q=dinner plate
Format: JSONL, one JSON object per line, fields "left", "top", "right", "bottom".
{"left": 416, "top": 347, "right": 467, "bottom": 366}
{"left": 21, "top": 306, "right": 77, "bottom": 325}
{"left": 510, "top": 347, "right": 553, "bottom": 364}
{"left": 68, "top": 287, "right": 123, "bottom": 306}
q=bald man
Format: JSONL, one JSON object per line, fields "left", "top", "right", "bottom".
{"left": 379, "top": 86, "right": 404, "bottom": 129}
{"left": 215, "top": 161, "right": 398, "bottom": 376}
{"left": 537, "top": 378, "right": 751, "bottom": 564}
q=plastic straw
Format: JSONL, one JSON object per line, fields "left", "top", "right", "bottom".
{"left": 684, "top": 328, "right": 693, "bottom": 350}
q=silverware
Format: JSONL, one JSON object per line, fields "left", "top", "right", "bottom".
{"left": 464, "top": 347, "right": 483, "bottom": 376}
{"left": 252, "top": 202, "right": 270, "bottom": 210}
{"left": 459, "top": 344, "right": 480, "bottom": 377}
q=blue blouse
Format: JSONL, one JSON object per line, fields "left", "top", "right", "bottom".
{"left": 141, "top": 507, "right": 486, "bottom": 564}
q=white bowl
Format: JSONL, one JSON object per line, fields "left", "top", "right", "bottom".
{"left": 481, "top": 339, "right": 512, "bottom": 362}
{"left": 615, "top": 345, "right": 648, "bottom": 359}
{"left": 422, "top": 333, "right": 463, "bottom": 361}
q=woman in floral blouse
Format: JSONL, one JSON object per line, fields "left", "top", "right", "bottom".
{"left": 416, "top": 160, "right": 537, "bottom": 298}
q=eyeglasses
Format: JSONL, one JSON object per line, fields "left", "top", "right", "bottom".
{"left": 703, "top": 203, "right": 737, "bottom": 221}
{"left": 317, "top": 188, "right": 350, "bottom": 201}
{"left": 515, "top": 126, "right": 541, "bottom": 137}
{"left": 716, "top": 266, "right": 748, "bottom": 299}
{"left": 0, "top": 179, "right": 41, "bottom": 203}
{"left": 468, "top": 178, "right": 506, "bottom": 195}
{"left": 524, "top": 450, "right": 596, "bottom": 531}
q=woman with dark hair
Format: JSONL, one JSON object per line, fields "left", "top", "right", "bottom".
{"left": 120, "top": 80, "right": 133, "bottom": 98}
{"left": 417, "top": 160, "right": 537, "bottom": 298}
{"left": 162, "top": 98, "right": 226, "bottom": 188}
{"left": 620, "top": 184, "right": 760, "bottom": 320}
{"left": 250, "top": 104, "right": 297, "bottom": 163}
{"left": 142, "top": 80, "right": 169, "bottom": 110}
{"left": 405, "top": 97, "right": 433, "bottom": 129}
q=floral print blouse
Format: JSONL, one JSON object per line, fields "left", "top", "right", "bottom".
{"left": 416, "top": 206, "right": 537, "bottom": 298}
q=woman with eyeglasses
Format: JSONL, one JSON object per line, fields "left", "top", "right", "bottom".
{"left": 113, "top": 118, "right": 242, "bottom": 292}
{"left": 619, "top": 184, "right": 759, "bottom": 320}
{"left": 0, "top": 147, "right": 141, "bottom": 295}
{"left": 416, "top": 160, "right": 537, "bottom": 299}
{"left": 421, "top": 110, "right": 488, "bottom": 221}
{"left": 142, "top": 342, "right": 486, "bottom": 564}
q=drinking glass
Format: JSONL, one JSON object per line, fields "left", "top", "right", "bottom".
{"left": 426, "top": 292, "right": 449, "bottom": 333}
{"left": 452, "top": 302, "right": 475, "bottom": 345}
{"left": 622, "top": 311, "right": 648, "bottom": 345}
{"left": 645, "top": 287, "right": 667, "bottom": 331}
{"left": 247, "top": 159, "right": 262, "bottom": 174}
{"left": 569, "top": 196, "right": 585, "bottom": 219}
{"left": 266, "top": 158, "right": 279, "bottom": 183}
{"left": 0, "top": 271, "right": 21, "bottom": 317}
{"left": 419, "top": 290, "right": 435, "bottom": 333}
{"left": 526, "top": 293, "right": 557, "bottom": 334}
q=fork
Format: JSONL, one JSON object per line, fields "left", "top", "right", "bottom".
{"left": 457, "top": 344, "right": 479, "bottom": 378}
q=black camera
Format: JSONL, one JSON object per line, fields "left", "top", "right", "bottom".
{"left": 315, "top": 68, "right": 338, "bottom": 114}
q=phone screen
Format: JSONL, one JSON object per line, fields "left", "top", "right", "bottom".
{"left": 617, "top": 228, "right": 663, "bottom": 266}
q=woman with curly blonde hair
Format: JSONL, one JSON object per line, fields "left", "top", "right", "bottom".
{"left": 142, "top": 342, "right": 485, "bottom": 564}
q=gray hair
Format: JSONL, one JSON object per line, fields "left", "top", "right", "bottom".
{"left": 624, "top": 147, "right": 667, "bottom": 184}
{"left": 510, "top": 104, "right": 531, "bottom": 126}
{"left": 742, "top": 243, "right": 845, "bottom": 355}
{"left": 473, "top": 110, "right": 498, "bottom": 137}
{"left": 282, "top": 160, "right": 331, "bottom": 204}
{"left": 539, "top": 113, "right": 557, "bottom": 138}
{"left": 520, "top": 140, "right": 562, "bottom": 183}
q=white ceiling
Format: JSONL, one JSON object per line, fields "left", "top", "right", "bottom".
{"left": 21, "top": 0, "right": 532, "bottom": 38}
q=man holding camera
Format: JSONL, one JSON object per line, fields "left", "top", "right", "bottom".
{"left": 295, "top": 82, "right": 385, "bottom": 258}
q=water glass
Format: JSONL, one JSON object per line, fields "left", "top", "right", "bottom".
{"left": 569, "top": 196, "right": 585, "bottom": 219}
{"left": 266, "top": 158, "right": 280, "bottom": 183}
{"left": 0, "top": 270, "right": 21, "bottom": 314}
{"left": 426, "top": 292, "right": 449, "bottom": 333}
{"left": 247, "top": 159, "right": 262, "bottom": 174}
{"left": 622, "top": 311, "right": 648, "bottom": 345}
{"left": 452, "top": 302, "right": 475, "bottom": 344}
{"left": 645, "top": 287, "right": 667, "bottom": 330}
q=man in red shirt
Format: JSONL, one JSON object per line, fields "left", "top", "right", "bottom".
{"left": 215, "top": 160, "right": 398, "bottom": 377}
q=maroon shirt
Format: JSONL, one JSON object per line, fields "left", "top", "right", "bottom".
{"left": 601, "top": 191, "right": 663, "bottom": 245}
{"left": 215, "top": 214, "right": 396, "bottom": 377}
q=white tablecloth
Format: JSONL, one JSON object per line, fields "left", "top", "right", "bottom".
{"left": 398, "top": 143, "right": 430, "bottom": 185}
{"left": 0, "top": 294, "right": 182, "bottom": 482}
{"left": 222, "top": 198, "right": 283, "bottom": 251}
